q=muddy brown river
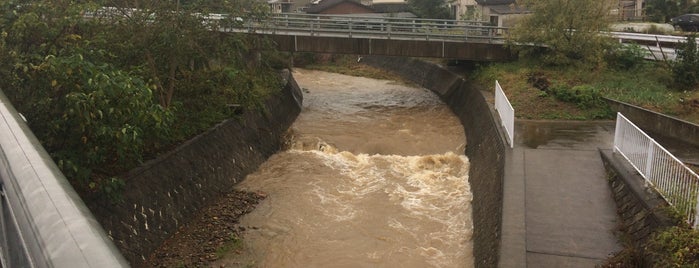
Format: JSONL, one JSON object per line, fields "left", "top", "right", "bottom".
{"left": 217, "top": 69, "right": 473, "bottom": 267}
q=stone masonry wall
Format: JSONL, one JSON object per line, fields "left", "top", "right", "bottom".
{"left": 362, "top": 56, "right": 506, "bottom": 268}
{"left": 90, "top": 70, "right": 303, "bottom": 265}
{"left": 600, "top": 150, "right": 673, "bottom": 244}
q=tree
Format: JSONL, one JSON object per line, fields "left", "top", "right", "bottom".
{"left": 672, "top": 35, "right": 699, "bottom": 90}
{"left": 0, "top": 1, "right": 174, "bottom": 193}
{"left": 95, "top": 0, "right": 274, "bottom": 108}
{"left": 645, "top": 0, "right": 681, "bottom": 22}
{"left": 511, "top": 0, "right": 616, "bottom": 66}
{"left": 646, "top": 0, "right": 699, "bottom": 23}
{"left": 408, "top": 0, "right": 453, "bottom": 19}
{"left": 0, "top": 0, "right": 283, "bottom": 200}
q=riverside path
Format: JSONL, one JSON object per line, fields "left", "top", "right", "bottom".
{"left": 499, "top": 120, "right": 622, "bottom": 267}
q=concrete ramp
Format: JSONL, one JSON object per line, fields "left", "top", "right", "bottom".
{"left": 500, "top": 120, "right": 622, "bottom": 267}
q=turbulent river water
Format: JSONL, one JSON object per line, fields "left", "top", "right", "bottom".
{"left": 221, "top": 69, "right": 473, "bottom": 267}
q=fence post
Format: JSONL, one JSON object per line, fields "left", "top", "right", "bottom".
{"left": 645, "top": 143, "right": 655, "bottom": 176}
{"left": 613, "top": 113, "right": 622, "bottom": 153}
{"left": 695, "top": 193, "right": 699, "bottom": 228}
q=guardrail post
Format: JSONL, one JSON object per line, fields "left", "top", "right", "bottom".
{"left": 348, "top": 18, "right": 352, "bottom": 38}
{"left": 311, "top": 19, "right": 315, "bottom": 36}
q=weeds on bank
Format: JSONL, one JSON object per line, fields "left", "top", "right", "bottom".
{"left": 216, "top": 233, "right": 246, "bottom": 258}
{"left": 472, "top": 57, "right": 697, "bottom": 122}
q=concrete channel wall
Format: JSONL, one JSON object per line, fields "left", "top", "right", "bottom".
{"left": 362, "top": 56, "right": 506, "bottom": 268}
{"left": 90, "top": 70, "right": 303, "bottom": 265}
{"left": 605, "top": 98, "right": 699, "bottom": 147}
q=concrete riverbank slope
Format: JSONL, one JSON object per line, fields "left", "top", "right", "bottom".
{"left": 90, "top": 70, "right": 303, "bottom": 265}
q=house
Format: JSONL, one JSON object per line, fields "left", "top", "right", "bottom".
{"left": 618, "top": 0, "right": 643, "bottom": 20}
{"left": 267, "top": 0, "right": 294, "bottom": 13}
{"left": 305, "top": 0, "right": 375, "bottom": 14}
{"left": 473, "top": 0, "right": 530, "bottom": 27}
{"left": 371, "top": 0, "right": 411, "bottom": 14}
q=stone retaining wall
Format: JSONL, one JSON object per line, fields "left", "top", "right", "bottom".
{"left": 605, "top": 98, "right": 699, "bottom": 147}
{"left": 91, "top": 70, "right": 303, "bottom": 265}
{"left": 362, "top": 56, "right": 506, "bottom": 268}
{"left": 599, "top": 150, "right": 673, "bottom": 244}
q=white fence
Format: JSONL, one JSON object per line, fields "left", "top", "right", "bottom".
{"left": 494, "top": 80, "right": 514, "bottom": 148}
{"left": 613, "top": 112, "right": 699, "bottom": 227}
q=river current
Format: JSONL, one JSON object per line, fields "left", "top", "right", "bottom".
{"left": 219, "top": 69, "right": 473, "bottom": 267}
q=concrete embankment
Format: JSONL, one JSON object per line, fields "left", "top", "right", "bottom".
{"left": 90, "top": 70, "right": 303, "bottom": 265}
{"left": 362, "top": 56, "right": 507, "bottom": 268}
{"left": 605, "top": 98, "right": 699, "bottom": 147}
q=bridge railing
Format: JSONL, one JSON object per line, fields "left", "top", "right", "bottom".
{"left": 0, "top": 90, "right": 128, "bottom": 267}
{"left": 494, "top": 80, "right": 514, "bottom": 148}
{"left": 613, "top": 112, "right": 699, "bottom": 227}
{"left": 229, "top": 13, "right": 509, "bottom": 43}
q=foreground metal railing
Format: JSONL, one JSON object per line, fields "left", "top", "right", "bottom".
{"left": 0, "top": 90, "right": 128, "bottom": 267}
{"left": 224, "top": 13, "right": 509, "bottom": 43}
{"left": 494, "top": 80, "right": 514, "bottom": 148}
{"left": 613, "top": 112, "right": 699, "bottom": 227}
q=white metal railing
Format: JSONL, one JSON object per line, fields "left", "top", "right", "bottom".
{"left": 613, "top": 112, "right": 699, "bottom": 227}
{"left": 494, "top": 80, "right": 514, "bottom": 148}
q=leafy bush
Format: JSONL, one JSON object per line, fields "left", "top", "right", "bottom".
{"left": 608, "top": 43, "right": 648, "bottom": 70}
{"left": 12, "top": 52, "right": 173, "bottom": 194}
{"left": 0, "top": 0, "right": 281, "bottom": 201}
{"left": 673, "top": 35, "right": 699, "bottom": 91}
{"left": 549, "top": 84, "right": 606, "bottom": 109}
{"left": 646, "top": 226, "right": 699, "bottom": 266}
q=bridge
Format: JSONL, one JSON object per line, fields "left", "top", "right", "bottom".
{"left": 225, "top": 13, "right": 513, "bottom": 60}
{"left": 223, "top": 13, "right": 685, "bottom": 61}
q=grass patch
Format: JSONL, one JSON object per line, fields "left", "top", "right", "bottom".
{"left": 216, "top": 233, "right": 245, "bottom": 258}
{"left": 472, "top": 59, "right": 699, "bottom": 123}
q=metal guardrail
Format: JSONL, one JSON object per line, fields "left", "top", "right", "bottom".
{"left": 494, "top": 80, "right": 514, "bottom": 148}
{"left": 0, "top": 90, "right": 128, "bottom": 267}
{"left": 223, "top": 13, "right": 509, "bottom": 43}
{"left": 613, "top": 112, "right": 699, "bottom": 227}
{"left": 608, "top": 31, "right": 685, "bottom": 61}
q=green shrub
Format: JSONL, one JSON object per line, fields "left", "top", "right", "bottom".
{"left": 608, "top": 43, "right": 648, "bottom": 70}
{"left": 673, "top": 35, "right": 699, "bottom": 91}
{"left": 549, "top": 84, "right": 606, "bottom": 109}
{"left": 646, "top": 226, "right": 699, "bottom": 267}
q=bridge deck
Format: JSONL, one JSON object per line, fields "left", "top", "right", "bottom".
{"left": 500, "top": 120, "right": 622, "bottom": 267}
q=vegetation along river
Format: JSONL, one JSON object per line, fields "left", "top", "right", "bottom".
{"left": 218, "top": 69, "right": 473, "bottom": 267}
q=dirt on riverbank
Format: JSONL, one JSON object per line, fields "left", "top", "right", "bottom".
{"left": 145, "top": 190, "right": 265, "bottom": 267}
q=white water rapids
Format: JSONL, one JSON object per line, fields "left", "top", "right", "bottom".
{"left": 216, "top": 69, "right": 473, "bottom": 267}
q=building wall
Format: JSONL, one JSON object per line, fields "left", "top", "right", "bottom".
{"left": 454, "top": 0, "right": 480, "bottom": 20}
{"left": 318, "top": 2, "right": 375, "bottom": 14}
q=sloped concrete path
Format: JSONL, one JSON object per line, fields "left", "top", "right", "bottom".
{"left": 500, "top": 120, "right": 622, "bottom": 268}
